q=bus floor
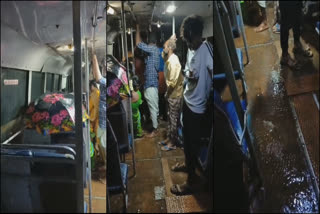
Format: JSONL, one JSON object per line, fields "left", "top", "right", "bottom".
{"left": 220, "top": 4, "right": 319, "bottom": 213}
{"left": 109, "top": 119, "right": 212, "bottom": 213}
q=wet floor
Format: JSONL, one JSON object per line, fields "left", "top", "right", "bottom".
{"left": 109, "top": 120, "right": 212, "bottom": 213}
{"left": 230, "top": 3, "right": 319, "bottom": 213}
{"left": 84, "top": 178, "right": 107, "bottom": 213}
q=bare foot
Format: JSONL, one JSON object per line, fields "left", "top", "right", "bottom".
{"left": 254, "top": 21, "right": 269, "bottom": 33}
{"left": 158, "top": 138, "right": 170, "bottom": 145}
{"left": 145, "top": 129, "right": 158, "bottom": 138}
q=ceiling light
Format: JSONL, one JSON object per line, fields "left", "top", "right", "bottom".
{"left": 57, "top": 44, "right": 74, "bottom": 52}
{"left": 157, "top": 23, "right": 161, "bottom": 28}
{"left": 107, "top": 6, "right": 115, "bottom": 15}
{"left": 128, "top": 28, "right": 131, "bottom": 34}
{"left": 166, "top": 5, "right": 176, "bottom": 13}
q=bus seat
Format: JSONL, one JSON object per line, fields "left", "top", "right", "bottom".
{"left": 214, "top": 89, "right": 248, "bottom": 153}
{"left": 107, "top": 102, "right": 130, "bottom": 154}
{"left": 213, "top": 48, "right": 243, "bottom": 91}
{"left": 23, "top": 129, "right": 51, "bottom": 145}
{"left": 107, "top": 119, "right": 128, "bottom": 212}
{"left": 1, "top": 145, "right": 78, "bottom": 213}
{"left": 213, "top": 90, "right": 247, "bottom": 160}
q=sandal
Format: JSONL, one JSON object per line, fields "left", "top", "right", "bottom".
{"left": 170, "top": 183, "right": 193, "bottom": 196}
{"left": 161, "top": 145, "right": 176, "bottom": 151}
{"left": 171, "top": 162, "right": 188, "bottom": 172}
{"left": 158, "top": 141, "right": 167, "bottom": 146}
{"left": 293, "top": 44, "right": 313, "bottom": 57}
{"left": 272, "top": 23, "right": 280, "bottom": 34}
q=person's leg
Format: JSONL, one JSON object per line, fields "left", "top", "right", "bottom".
{"left": 272, "top": 1, "right": 281, "bottom": 34}
{"left": 255, "top": 1, "right": 269, "bottom": 33}
{"left": 170, "top": 98, "right": 181, "bottom": 145}
{"left": 136, "top": 111, "right": 143, "bottom": 137}
{"left": 144, "top": 87, "right": 159, "bottom": 137}
{"left": 292, "top": 6, "right": 313, "bottom": 57}
{"left": 97, "top": 126, "right": 106, "bottom": 163}
{"left": 170, "top": 103, "right": 204, "bottom": 195}
{"left": 182, "top": 102, "right": 196, "bottom": 176}
{"left": 162, "top": 97, "right": 179, "bottom": 150}
{"left": 279, "top": 3, "right": 299, "bottom": 68}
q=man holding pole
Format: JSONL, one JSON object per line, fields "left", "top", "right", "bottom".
{"left": 135, "top": 24, "right": 160, "bottom": 138}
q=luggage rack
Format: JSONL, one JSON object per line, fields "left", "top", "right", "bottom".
{"left": 213, "top": 0, "right": 264, "bottom": 207}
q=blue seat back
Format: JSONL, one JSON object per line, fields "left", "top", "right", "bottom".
{"left": 1, "top": 145, "right": 78, "bottom": 213}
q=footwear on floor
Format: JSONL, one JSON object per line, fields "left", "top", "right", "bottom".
{"left": 161, "top": 145, "right": 176, "bottom": 151}
{"left": 272, "top": 23, "right": 280, "bottom": 34}
{"left": 280, "top": 54, "right": 301, "bottom": 70}
{"left": 170, "top": 182, "right": 193, "bottom": 196}
{"left": 293, "top": 44, "right": 313, "bottom": 57}
{"left": 158, "top": 141, "right": 167, "bottom": 146}
{"left": 171, "top": 162, "right": 188, "bottom": 172}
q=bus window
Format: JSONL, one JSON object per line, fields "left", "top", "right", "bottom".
{"left": 46, "top": 73, "right": 54, "bottom": 93}
{"left": 31, "top": 72, "right": 45, "bottom": 102}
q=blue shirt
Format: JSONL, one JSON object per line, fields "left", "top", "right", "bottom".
{"left": 137, "top": 42, "right": 160, "bottom": 89}
{"left": 158, "top": 47, "right": 164, "bottom": 72}
{"left": 98, "top": 77, "right": 107, "bottom": 129}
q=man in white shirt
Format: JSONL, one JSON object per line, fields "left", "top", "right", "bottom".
{"left": 170, "top": 14, "right": 213, "bottom": 195}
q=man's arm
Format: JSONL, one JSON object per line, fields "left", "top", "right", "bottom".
{"left": 92, "top": 54, "right": 102, "bottom": 82}
{"left": 135, "top": 24, "right": 142, "bottom": 45}
{"left": 135, "top": 24, "right": 154, "bottom": 54}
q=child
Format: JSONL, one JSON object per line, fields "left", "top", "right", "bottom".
{"left": 131, "top": 75, "right": 143, "bottom": 138}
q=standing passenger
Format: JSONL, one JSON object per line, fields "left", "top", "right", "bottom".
{"left": 131, "top": 75, "right": 143, "bottom": 138}
{"left": 135, "top": 24, "right": 160, "bottom": 138}
{"left": 170, "top": 15, "right": 213, "bottom": 195}
{"left": 279, "top": 1, "right": 313, "bottom": 69}
{"left": 159, "top": 34, "right": 183, "bottom": 151}
{"left": 92, "top": 54, "right": 107, "bottom": 179}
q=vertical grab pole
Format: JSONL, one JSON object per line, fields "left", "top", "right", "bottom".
{"left": 172, "top": 16, "right": 175, "bottom": 35}
{"left": 106, "top": 1, "right": 111, "bottom": 212}
{"left": 121, "top": 1, "right": 136, "bottom": 177}
{"left": 85, "top": 38, "right": 92, "bottom": 213}
{"left": 130, "top": 28, "right": 135, "bottom": 74}
{"left": 72, "top": 1, "right": 84, "bottom": 213}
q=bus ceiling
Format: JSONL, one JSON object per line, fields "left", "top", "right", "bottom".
{"left": 1, "top": 1, "right": 106, "bottom": 73}
{"left": 107, "top": 1, "right": 213, "bottom": 37}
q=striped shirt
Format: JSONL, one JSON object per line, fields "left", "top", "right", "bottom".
{"left": 137, "top": 42, "right": 160, "bottom": 89}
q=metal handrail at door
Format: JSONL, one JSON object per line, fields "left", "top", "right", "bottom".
{"left": 214, "top": 0, "right": 264, "bottom": 203}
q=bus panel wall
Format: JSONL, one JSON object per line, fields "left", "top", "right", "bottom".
{"left": 1, "top": 68, "right": 28, "bottom": 141}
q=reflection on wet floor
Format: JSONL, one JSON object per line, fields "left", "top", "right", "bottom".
{"left": 109, "top": 120, "right": 212, "bottom": 213}
{"left": 231, "top": 4, "right": 319, "bottom": 213}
